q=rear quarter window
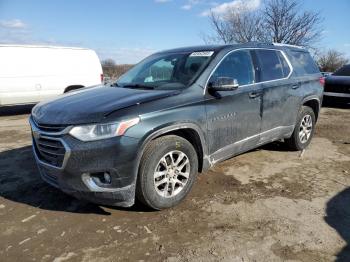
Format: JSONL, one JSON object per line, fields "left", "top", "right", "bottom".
{"left": 287, "top": 50, "right": 319, "bottom": 76}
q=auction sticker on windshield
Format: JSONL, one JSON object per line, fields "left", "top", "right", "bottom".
{"left": 190, "top": 51, "right": 214, "bottom": 57}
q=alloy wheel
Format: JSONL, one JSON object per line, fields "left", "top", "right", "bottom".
{"left": 299, "top": 114, "right": 313, "bottom": 144}
{"left": 153, "top": 150, "right": 190, "bottom": 198}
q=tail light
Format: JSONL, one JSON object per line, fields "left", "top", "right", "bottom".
{"left": 100, "top": 74, "right": 104, "bottom": 83}
{"left": 319, "top": 77, "right": 325, "bottom": 87}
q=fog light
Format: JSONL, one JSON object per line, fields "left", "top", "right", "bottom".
{"left": 90, "top": 171, "right": 112, "bottom": 185}
{"left": 82, "top": 172, "right": 117, "bottom": 192}
{"left": 103, "top": 172, "right": 111, "bottom": 184}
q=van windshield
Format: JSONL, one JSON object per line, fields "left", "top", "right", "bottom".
{"left": 115, "top": 51, "right": 215, "bottom": 90}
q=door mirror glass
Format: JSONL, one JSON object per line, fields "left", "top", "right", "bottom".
{"left": 209, "top": 77, "right": 239, "bottom": 91}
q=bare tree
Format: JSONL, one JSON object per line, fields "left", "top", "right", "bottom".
{"left": 203, "top": 0, "right": 323, "bottom": 48}
{"left": 204, "top": 7, "right": 265, "bottom": 44}
{"left": 101, "top": 58, "right": 117, "bottom": 78}
{"left": 114, "top": 64, "right": 134, "bottom": 78}
{"left": 101, "top": 59, "right": 134, "bottom": 80}
{"left": 263, "top": 0, "right": 323, "bottom": 47}
{"left": 317, "top": 50, "right": 349, "bottom": 72}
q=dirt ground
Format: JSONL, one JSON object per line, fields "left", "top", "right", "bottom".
{"left": 0, "top": 104, "right": 349, "bottom": 262}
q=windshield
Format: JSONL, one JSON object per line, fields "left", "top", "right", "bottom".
{"left": 115, "top": 51, "right": 215, "bottom": 90}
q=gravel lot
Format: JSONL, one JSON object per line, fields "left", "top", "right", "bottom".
{"left": 0, "top": 105, "right": 349, "bottom": 262}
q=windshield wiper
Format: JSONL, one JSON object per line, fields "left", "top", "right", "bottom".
{"left": 122, "top": 84, "right": 155, "bottom": 90}
{"left": 110, "top": 82, "right": 120, "bottom": 87}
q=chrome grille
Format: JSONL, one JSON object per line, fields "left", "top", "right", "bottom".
{"left": 34, "top": 122, "right": 68, "bottom": 133}
{"left": 33, "top": 136, "right": 66, "bottom": 168}
{"left": 30, "top": 117, "right": 69, "bottom": 169}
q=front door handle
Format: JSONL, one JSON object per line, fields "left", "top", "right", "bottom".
{"left": 249, "top": 91, "right": 262, "bottom": 99}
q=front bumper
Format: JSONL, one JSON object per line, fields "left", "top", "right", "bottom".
{"left": 30, "top": 117, "right": 140, "bottom": 207}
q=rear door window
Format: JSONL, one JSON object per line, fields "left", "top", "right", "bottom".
{"left": 287, "top": 50, "right": 319, "bottom": 75}
{"left": 255, "top": 49, "right": 284, "bottom": 81}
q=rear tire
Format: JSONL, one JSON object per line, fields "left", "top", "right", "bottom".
{"left": 136, "top": 135, "right": 198, "bottom": 210}
{"left": 285, "top": 106, "right": 316, "bottom": 151}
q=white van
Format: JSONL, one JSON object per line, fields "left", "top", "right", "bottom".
{"left": 0, "top": 45, "right": 103, "bottom": 106}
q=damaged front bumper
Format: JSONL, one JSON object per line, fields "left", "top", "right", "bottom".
{"left": 29, "top": 117, "right": 140, "bottom": 207}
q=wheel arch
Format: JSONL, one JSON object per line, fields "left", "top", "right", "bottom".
{"left": 137, "top": 123, "right": 209, "bottom": 173}
{"left": 302, "top": 96, "right": 321, "bottom": 121}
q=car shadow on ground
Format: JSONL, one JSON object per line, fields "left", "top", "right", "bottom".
{"left": 258, "top": 140, "right": 292, "bottom": 152}
{"left": 0, "top": 140, "right": 322, "bottom": 216}
{"left": 0, "top": 145, "right": 152, "bottom": 215}
{"left": 325, "top": 188, "right": 350, "bottom": 261}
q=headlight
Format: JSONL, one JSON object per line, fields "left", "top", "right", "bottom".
{"left": 69, "top": 117, "right": 140, "bottom": 141}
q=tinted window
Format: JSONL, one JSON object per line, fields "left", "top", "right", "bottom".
{"left": 256, "top": 49, "right": 284, "bottom": 81}
{"left": 288, "top": 50, "right": 319, "bottom": 75}
{"left": 184, "top": 56, "right": 209, "bottom": 75}
{"left": 117, "top": 51, "right": 214, "bottom": 89}
{"left": 333, "top": 64, "right": 350, "bottom": 76}
{"left": 277, "top": 51, "right": 291, "bottom": 78}
{"left": 211, "top": 50, "right": 255, "bottom": 86}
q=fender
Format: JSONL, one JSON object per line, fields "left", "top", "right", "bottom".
{"left": 301, "top": 95, "right": 321, "bottom": 119}
{"left": 134, "top": 122, "right": 210, "bottom": 176}
{"left": 302, "top": 95, "right": 321, "bottom": 109}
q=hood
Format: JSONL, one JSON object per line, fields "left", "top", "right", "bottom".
{"left": 32, "top": 86, "right": 180, "bottom": 125}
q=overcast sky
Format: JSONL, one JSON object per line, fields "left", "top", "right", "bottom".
{"left": 0, "top": 0, "right": 349, "bottom": 64}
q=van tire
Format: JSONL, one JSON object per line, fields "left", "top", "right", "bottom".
{"left": 64, "top": 85, "right": 84, "bottom": 93}
{"left": 285, "top": 106, "right": 316, "bottom": 151}
{"left": 136, "top": 135, "right": 198, "bottom": 210}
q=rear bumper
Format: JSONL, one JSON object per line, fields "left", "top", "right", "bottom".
{"left": 30, "top": 117, "right": 140, "bottom": 207}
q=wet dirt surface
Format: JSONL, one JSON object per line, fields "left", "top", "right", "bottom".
{"left": 0, "top": 105, "right": 349, "bottom": 262}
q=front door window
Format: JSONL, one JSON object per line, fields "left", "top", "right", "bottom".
{"left": 210, "top": 50, "right": 255, "bottom": 86}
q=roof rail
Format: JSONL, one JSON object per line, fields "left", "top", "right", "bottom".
{"left": 246, "top": 42, "right": 274, "bottom": 46}
{"left": 272, "top": 43, "right": 305, "bottom": 49}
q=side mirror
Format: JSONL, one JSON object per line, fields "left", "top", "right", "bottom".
{"left": 209, "top": 77, "right": 239, "bottom": 91}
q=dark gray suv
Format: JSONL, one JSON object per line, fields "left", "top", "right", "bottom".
{"left": 30, "top": 43, "right": 323, "bottom": 210}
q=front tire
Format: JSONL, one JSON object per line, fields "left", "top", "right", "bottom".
{"left": 285, "top": 106, "right": 316, "bottom": 151}
{"left": 136, "top": 135, "right": 198, "bottom": 210}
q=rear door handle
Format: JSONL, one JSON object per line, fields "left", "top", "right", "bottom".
{"left": 249, "top": 91, "right": 262, "bottom": 99}
{"left": 291, "top": 83, "right": 300, "bottom": 89}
